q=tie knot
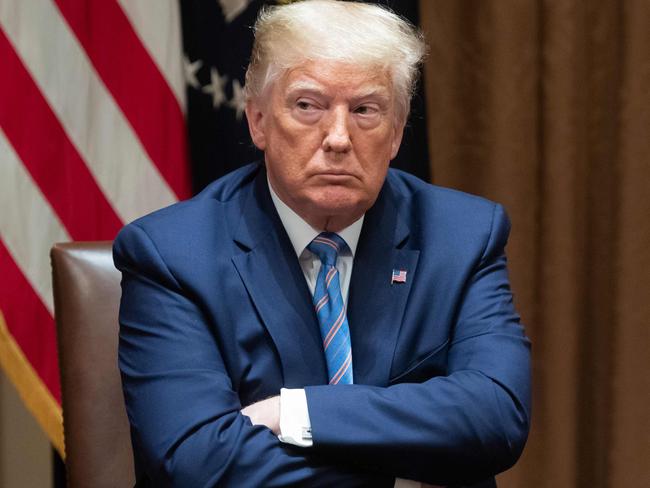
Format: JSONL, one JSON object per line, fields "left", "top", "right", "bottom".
{"left": 308, "top": 232, "right": 347, "bottom": 266}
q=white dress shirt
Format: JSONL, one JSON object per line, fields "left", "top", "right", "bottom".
{"left": 268, "top": 180, "right": 363, "bottom": 303}
{"left": 268, "top": 181, "right": 422, "bottom": 488}
{"left": 268, "top": 180, "right": 362, "bottom": 447}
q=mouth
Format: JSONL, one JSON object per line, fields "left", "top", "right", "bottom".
{"left": 315, "top": 172, "right": 357, "bottom": 182}
{"left": 315, "top": 169, "right": 357, "bottom": 177}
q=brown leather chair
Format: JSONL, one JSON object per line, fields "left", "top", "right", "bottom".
{"left": 51, "top": 242, "right": 135, "bottom": 488}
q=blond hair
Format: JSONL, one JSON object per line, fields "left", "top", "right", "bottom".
{"left": 244, "top": 0, "right": 426, "bottom": 122}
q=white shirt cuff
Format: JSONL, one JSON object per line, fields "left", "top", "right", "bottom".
{"left": 278, "top": 388, "right": 313, "bottom": 447}
{"left": 278, "top": 389, "right": 426, "bottom": 488}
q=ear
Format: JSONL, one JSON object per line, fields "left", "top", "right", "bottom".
{"left": 245, "top": 99, "right": 267, "bottom": 150}
{"left": 390, "top": 120, "right": 406, "bottom": 160}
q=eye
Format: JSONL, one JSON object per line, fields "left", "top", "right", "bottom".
{"left": 292, "top": 98, "right": 323, "bottom": 124}
{"left": 353, "top": 104, "right": 379, "bottom": 116}
{"left": 296, "top": 99, "right": 316, "bottom": 111}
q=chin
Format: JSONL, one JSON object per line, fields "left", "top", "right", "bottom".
{"left": 310, "top": 194, "right": 370, "bottom": 218}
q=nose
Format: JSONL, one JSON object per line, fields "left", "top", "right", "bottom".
{"left": 322, "top": 106, "right": 352, "bottom": 154}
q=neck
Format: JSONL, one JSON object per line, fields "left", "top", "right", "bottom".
{"left": 306, "top": 213, "right": 359, "bottom": 233}
{"left": 266, "top": 178, "right": 365, "bottom": 233}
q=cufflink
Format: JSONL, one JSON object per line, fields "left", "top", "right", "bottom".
{"left": 301, "top": 427, "right": 312, "bottom": 440}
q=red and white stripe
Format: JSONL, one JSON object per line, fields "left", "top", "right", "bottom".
{"left": 0, "top": 0, "right": 190, "bottom": 447}
{"left": 323, "top": 307, "right": 346, "bottom": 350}
{"left": 329, "top": 350, "right": 352, "bottom": 385}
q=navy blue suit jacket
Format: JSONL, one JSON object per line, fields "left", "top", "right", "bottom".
{"left": 114, "top": 163, "right": 531, "bottom": 487}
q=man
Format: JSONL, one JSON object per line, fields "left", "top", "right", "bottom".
{"left": 114, "top": 1, "right": 531, "bottom": 486}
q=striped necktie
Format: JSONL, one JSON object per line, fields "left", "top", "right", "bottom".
{"left": 307, "top": 232, "right": 353, "bottom": 385}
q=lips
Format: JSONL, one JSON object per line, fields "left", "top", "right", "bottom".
{"left": 315, "top": 172, "right": 357, "bottom": 181}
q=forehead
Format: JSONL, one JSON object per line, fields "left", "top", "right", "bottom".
{"left": 277, "top": 60, "right": 393, "bottom": 99}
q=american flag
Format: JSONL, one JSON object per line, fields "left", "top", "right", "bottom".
{"left": 392, "top": 269, "right": 408, "bottom": 284}
{"left": 0, "top": 0, "right": 427, "bottom": 460}
{"left": 0, "top": 0, "right": 190, "bottom": 456}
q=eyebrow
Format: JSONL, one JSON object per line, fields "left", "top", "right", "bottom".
{"left": 351, "top": 88, "right": 391, "bottom": 103}
{"left": 285, "top": 82, "right": 391, "bottom": 103}
{"left": 285, "top": 81, "right": 325, "bottom": 93}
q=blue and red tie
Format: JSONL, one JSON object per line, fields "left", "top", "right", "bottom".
{"left": 308, "top": 232, "right": 353, "bottom": 385}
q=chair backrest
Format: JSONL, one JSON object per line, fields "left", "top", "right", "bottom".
{"left": 51, "top": 242, "right": 134, "bottom": 488}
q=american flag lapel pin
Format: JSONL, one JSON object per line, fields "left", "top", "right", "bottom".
{"left": 391, "top": 269, "right": 407, "bottom": 284}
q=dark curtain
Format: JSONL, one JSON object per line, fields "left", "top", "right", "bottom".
{"left": 419, "top": 1, "right": 650, "bottom": 486}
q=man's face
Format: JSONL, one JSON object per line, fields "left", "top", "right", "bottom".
{"left": 246, "top": 60, "right": 404, "bottom": 231}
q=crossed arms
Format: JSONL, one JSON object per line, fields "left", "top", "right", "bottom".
{"left": 114, "top": 204, "right": 530, "bottom": 487}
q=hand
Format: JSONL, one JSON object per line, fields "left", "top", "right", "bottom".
{"left": 241, "top": 395, "right": 281, "bottom": 435}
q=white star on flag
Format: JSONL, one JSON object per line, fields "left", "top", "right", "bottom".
{"left": 202, "top": 67, "right": 228, "bottom": 109}
{"left": 218, "top": 0, "right": 254, "bottom": 23}
{"left": 184, "top": 56, "right": 203, "bottom": 89}
{"left": 228, "top": 79, "right": 246, "bottom": 120}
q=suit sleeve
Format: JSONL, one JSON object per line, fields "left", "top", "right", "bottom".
{"left": 305, "top": 203, "right": 531, "bottom": 486}
{"left": 114, "top": 223, "right": 392, "bottom": 487}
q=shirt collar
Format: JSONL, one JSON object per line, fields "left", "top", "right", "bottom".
{"left": 267, "top": 178, "right": 364, "bottom": 258}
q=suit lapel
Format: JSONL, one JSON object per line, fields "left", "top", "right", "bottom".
{"left": 231, "top": 170, "right": 327, "bottom": 387}
{"left": 347, "top": 181, "right": 420, "bottom": 386}
{"left": 230, "top": 168, "right": 419, "bottom": 388}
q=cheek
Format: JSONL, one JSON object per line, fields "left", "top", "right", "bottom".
{"left": 356, "top": 138, "right": 392, "bottom": 177}
{"left": 273, "top": 110, "right": 317, "bottom": 143}
{"left": 265, "top": 142, "right": 313, "bottom": 190}
{"left": 367, "top": 164, "right": 390, "bottom": 196}
{"left": 356, "top": 158, "right": 391, "bottom": 200}
{"left": 271, "top": 116, "right": 321, "bottom": 155}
